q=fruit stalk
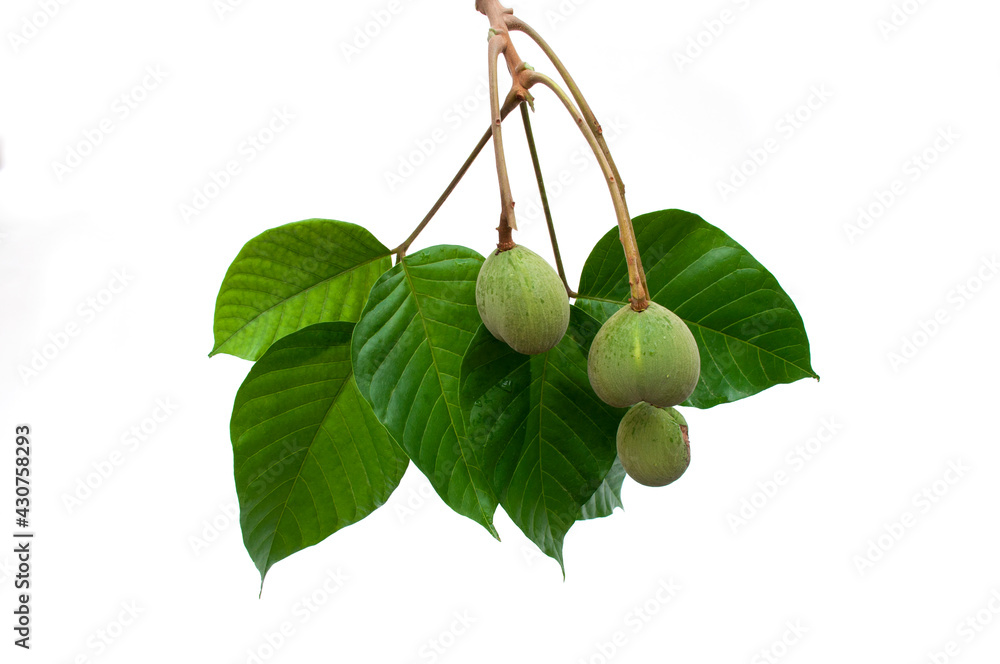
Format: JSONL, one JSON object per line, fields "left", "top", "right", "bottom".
{"left": 504, "top": 15, "right": 625, "bottom": 200}
{"left": 519, "top": 103, "right": 575, "bottom": 297}
{"left": 523, "top": 70, "right": 649, "bottom": 309}
{"left": 479, "top": 0, "right": 533, "bottom": 251}
{"left": 488, "top": 34, "right": 518, "bottom": 249}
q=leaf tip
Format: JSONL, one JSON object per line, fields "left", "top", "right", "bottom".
{"left": 208, "top": 339, "right": 231, "bottom": 358}
{"left": 257, "top": 566, "right": 269, "bottom": 598}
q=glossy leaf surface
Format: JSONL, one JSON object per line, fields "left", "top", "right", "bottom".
{"left": 231, "top": 323, "right": 408, "bottom": 583}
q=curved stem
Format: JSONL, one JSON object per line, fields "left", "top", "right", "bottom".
{"left": 524, "top": 71, "right": 648, "bottom": 309}
{"left": 520, "top": 103, "right": 575, "bottom": 298}
{"left": 505, "top": 14, "right": 648, "bottom": 298}
{"left": 393, "top": 90, "right": 521, "bottom": 259}
{"left": 505, "top": 15, "right": 625, "bottom": 200}
{"left": 488, "top": 35, "right": 518, "bottom": 249}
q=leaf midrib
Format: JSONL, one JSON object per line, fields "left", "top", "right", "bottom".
{"left": 250, "top": 365, "right": 356, "bottom": 576}
{"left": 400, "top": 258, "right": 496, "bottom": 533}
{"left": 212, "top": 253, "right": 388, "bottom": 356}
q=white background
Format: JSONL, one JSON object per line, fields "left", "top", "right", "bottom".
{"left": 2, "top": 0, "right": 999, "bottom": 662}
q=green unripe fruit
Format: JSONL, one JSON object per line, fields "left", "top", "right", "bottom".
{"left": 587, "top": 302, "right": 700, "bottom": 408}
{"left": 617, "top": 403, "right": 690, "bottom": 487}
{"left": 476, "top": 245, "right": 570, "bottom": 355}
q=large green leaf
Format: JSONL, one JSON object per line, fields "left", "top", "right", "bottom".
{"left": 212, "top": 219, "right": 391, "bottom": 361}
{"left": 351, "top": 246, "right": 499, "bottom": 537}
{"left": 460, "top": 306, "right": 626, "bottom": 571}
{"left": 576, "top": 210, "right": 817, "bottom": 409}
{"left": 231, "top": 322, "right": 408, "bottom": 585}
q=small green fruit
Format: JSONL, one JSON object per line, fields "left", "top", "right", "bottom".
{"left": 476, "top": 244, "right": 570, "bottom": 355}
{"left": 617, "top": 403, "right": 690, "bottom": 487}
{"left": 587, "top": 302, "right": 700, "bottom": 408}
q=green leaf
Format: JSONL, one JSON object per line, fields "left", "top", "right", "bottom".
{"left": 579, "top": 459, "right": 626, "bottom": 520}
{"left": 212, "top": 219, "right": 392, "bottom": 361}
{"left": 577, "top": 210, "right": 818, "bottom": 409}
{"left": 231, "top": 322, "right": 408, "bottom": 585}
{"left": 351, "top": 246, "right": 499, "bottom": 537}
{"left": 460, "top": 306, "right": 626, "bottom": 572}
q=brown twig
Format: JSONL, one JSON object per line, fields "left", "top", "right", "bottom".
{"left": 477, "top": 0, "right": 538, "bottom": 251}
{"left": 393, "top": 90, "right": 522, "bottom": 260}
{"left": 476, "top": 0, "right": 532, "bottom": 102}
{"left": 488, "top": 34, "right": 518, "bottom": 250}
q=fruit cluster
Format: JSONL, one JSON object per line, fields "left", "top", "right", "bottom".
{"left": 476, "top": 243, "right": 701, "bottom": 488}
{"left": 209, "top": 0, "right": 816, "bottom": 583}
